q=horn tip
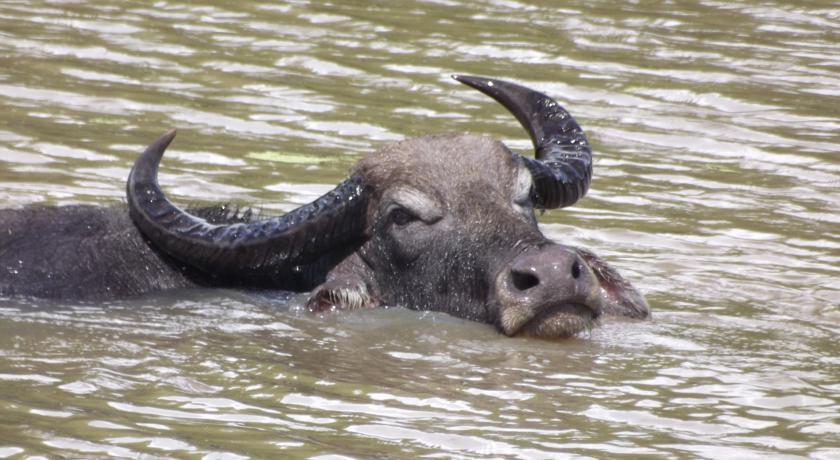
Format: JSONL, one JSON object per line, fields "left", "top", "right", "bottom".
{"left": 158, "top": 128, "right": 178, "bottom": 150}
{"left": 452, "top": 74, "right": 474, "bottom": 86}
{"left": 140, "top": 128, "right": 178, "bottom": 164}
{"left": 452, "top": 75, "right": 498, "bottom": 92}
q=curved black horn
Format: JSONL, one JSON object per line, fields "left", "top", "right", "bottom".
{"left": 453, "top": 75, "right": 592, "bottom": 209}
{"left": 127, "top": 130, "right": 368, "bottom": 278}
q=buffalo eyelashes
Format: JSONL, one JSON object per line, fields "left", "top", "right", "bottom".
{"left": 389, "top": 207, "right": 419, "bottom": 226}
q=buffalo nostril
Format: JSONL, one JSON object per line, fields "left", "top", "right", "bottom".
{"left": 511, "top": 270, "right": 540, "bottom": 291}
{"left": 571, "top": 261, "right": 581, "bottom": 279}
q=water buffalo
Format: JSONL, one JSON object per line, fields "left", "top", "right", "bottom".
{"left": 0, "top": 76, "right": 649, "bottom": 338}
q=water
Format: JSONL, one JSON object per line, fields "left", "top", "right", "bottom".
{"left": 0, "top": 0, "right": 838, "bottom": 458}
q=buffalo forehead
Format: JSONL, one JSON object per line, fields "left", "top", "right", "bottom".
{"left": 356, "top": 133, "right": 519, "bottom": 193}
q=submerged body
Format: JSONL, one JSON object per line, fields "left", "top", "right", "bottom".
{"left": 0, "top": 77, "right": 649, "bottom": 338}
{"left": 0, "top": 205, "right": 195, "bottom": 299}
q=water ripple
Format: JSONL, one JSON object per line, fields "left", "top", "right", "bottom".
{"left": 0, "top": 0, "right": 838, "bottom": 458}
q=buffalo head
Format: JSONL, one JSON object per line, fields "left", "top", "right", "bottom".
{"left": 127, "top": 76, "right": 649, "bottom": 338}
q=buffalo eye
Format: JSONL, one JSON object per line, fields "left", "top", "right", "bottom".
{"left": 389, "top": 207, "right": 419, "bottom": 227}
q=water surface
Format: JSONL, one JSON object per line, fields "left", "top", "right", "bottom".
{"left": 0, "top": 0, "right": 838, "bottom": 458}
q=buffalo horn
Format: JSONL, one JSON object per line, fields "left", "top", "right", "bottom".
{"left": 127, "top": 130, "right": 368, "bottom": 278}
{"left": 453, "top": 75, "right": 593, "bottom": 209}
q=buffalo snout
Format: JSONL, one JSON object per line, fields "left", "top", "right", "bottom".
{"left": 495, "top": 245, "right": 602, "bottom": 338}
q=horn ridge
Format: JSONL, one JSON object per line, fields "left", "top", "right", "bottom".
{"left": 452, "top": 75, "right": 593, "bottom": 209}
{"left": 127, "top": 130, "right": 369, "bottom": 279}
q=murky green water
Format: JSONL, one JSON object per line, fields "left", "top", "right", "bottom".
{"left": 0, "top": 0, "right": 838, "bottom": 458}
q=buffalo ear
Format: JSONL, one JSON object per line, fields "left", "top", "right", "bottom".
{"left": 305, "top": 253, "right": 381, "bottom": 313}
{"left": 306, "top": 276, "right": 379, "bottom": 312}
{"left": 573, "top": 247, "right": 650, "bottom": 319}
